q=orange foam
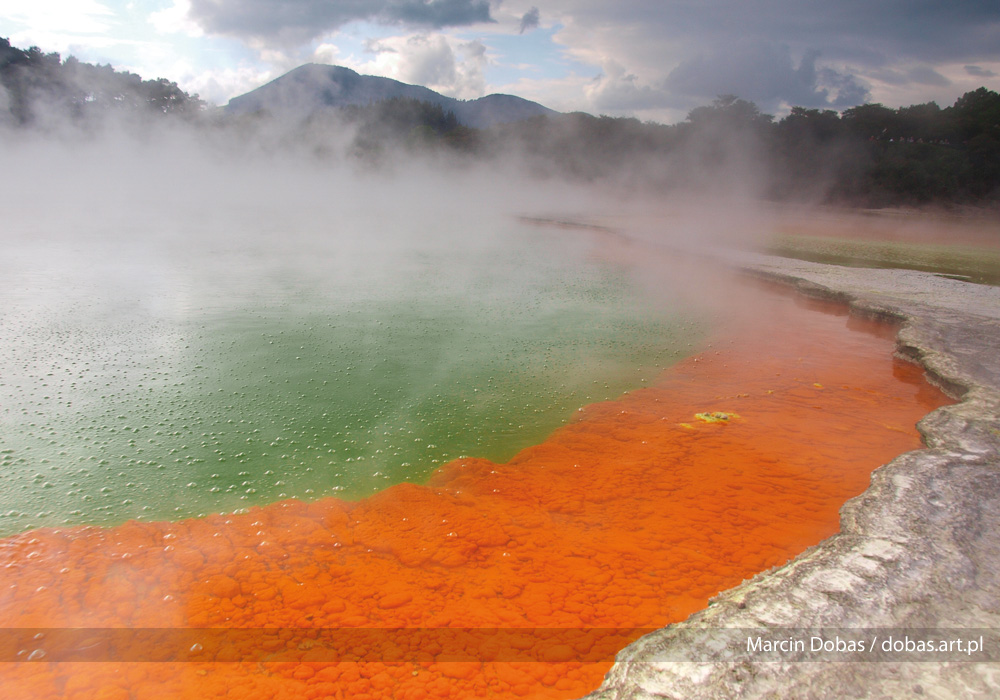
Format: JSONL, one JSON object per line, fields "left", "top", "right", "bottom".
{"left": 0, "top": 288, "right": 950, "bottom": 699}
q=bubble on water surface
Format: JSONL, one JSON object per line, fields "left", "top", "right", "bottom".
{"left": 0, "top": 221, "right": 697, "bottom": 534}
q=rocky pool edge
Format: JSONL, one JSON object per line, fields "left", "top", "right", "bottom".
{"left": 584, "top": 253, "right": 1000, "bottom": 699}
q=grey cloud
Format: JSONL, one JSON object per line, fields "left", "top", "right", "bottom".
{"left": 384, "top": 0, "right": 493, "bottom": 27}
{"left": 519, "top": 7, "right": 540, "bottom": 34}
{"left": 364, "top": 38, "right": 397, "bottom": 54}
{"left": 867, "top": 67, "right": 914, "bottom": 86}
{"left": 460, "top": 39, "right": 487, "bottom": 61}
{"left": 816, "top": 67, "right": 869, "bottom": 107}
{"left": 663, "top": 42, "right": 869, "bottom": 112}
{"left": 563, "top": 1, "right": 998, "bottom": 117}
{"left": 398, "top": 35, "right": 458, "bottom": 87}
{"left": 587, "top": 60, "right": 691, "bottom": 112}
{"left": 660, "top": 0, "right": 998, "bottom": 63}
{"left": 907, "top": 66, "right": 951, "bottom": 87}
{"left": 360, "top": 34, "right": 486, "bottom": 97}
{"left": 560, "top": 1, "right": 1000, "bottom": 69}
{"left": 587, "top": 42, "right": 872, "bottom": 116}
{"left": 965, "top": 65, "right": 997, "bottom": 78}
{"left": 589, "top": 73, "right": 676, "bottom": 112}
{"left": 187, "top": 0, "right": 493, "bottom": 45}
{"left": 867, "top": 64, "right": 951, "bottom": 89}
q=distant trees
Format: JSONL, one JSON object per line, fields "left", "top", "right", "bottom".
{"left": 948, "top": 88, "right": 1000, "bottom": 198}
{"left": 348, "top": 86, "right": 1000, "bottom": 204}
{"left": 797, "top": 89, "right": 1000, "bottom": 203}
{"left": 343, "top": 98, "right": 461, "bottom": 151}
{"left": 684, "top": 95, "right": 774, "bottom": 130}
{"left": 0, "top": 37, "right": 204, "bottom": 128}
{"left": 312, "top": 97, "right": 473, "bottom": 162}
{"left": 484, "top": 112, "right": 673, "bottom": 180}
{"left": 2, "top": 35, "right": 998, "bottom": 206}
{"left": 484, "top": 89, "right": 1000, "bottom": 205}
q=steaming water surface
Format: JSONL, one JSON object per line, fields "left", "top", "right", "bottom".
{"left": 0, "top": 218, "right": 695, "bottom": 535}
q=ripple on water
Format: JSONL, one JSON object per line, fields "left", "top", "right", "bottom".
{"left": 0, "top": 222, "right": 694, "bottom": 535}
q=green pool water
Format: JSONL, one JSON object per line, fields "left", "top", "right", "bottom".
{"left": 0, "top": 218, "right": 699, "bottom": 535}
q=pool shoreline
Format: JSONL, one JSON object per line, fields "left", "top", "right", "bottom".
{"left": 585, "top": 251, "right": 1000, "bottom": 698}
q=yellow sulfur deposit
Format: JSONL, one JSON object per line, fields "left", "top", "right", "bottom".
{"left": 694, "top": 411, "right": 740, "bottom": 423}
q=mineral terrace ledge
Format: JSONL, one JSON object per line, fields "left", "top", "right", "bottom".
{"left": 584, "top": 253, "right": 1000, "bottom": 700}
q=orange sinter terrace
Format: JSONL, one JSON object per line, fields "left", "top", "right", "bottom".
{"left": 0, "top": 284, "right": 950, "bottom": 700}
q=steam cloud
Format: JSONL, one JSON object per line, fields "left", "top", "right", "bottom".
{"left": 1, "top": 103, "right": 773, "bottom": 537}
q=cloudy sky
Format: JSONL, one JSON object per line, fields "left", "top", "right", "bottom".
{"left": 1, "top": 0, "right": 998, "bottom": 123}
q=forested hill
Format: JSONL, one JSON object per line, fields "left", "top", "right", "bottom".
{"left": 0, "top": 38, "right": 203, "bottom": 126}
{"left": 1, "top": 37, "right": 997, "bottom": 206}
{"left": 487, "top": 92, "right": 1000, "bottom": 205}
{"left": 771, "top": 92, "right": 1000, "bottom": 203}
{"left": 225, "top": 63, "right": 556, "bottom": 128}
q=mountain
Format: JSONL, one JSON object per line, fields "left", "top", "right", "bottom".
{"left": 225, "top": 63, "right": 557, "bottom": 128}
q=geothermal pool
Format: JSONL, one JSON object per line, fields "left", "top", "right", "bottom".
{"left": 0, "top": 218, "right": 949, "bottom": 699}
{"left": 0, "top": 219, "right": 691, "bottom": 535}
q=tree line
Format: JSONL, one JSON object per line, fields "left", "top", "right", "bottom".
{"left": 481, "top": 93, "right": 1000, "bottom": 205}
{"left": 2, "top": 37, "right": 997, "bottom": 206}
{"left": 0, "top": 38, "right": 203, "bottom": 127}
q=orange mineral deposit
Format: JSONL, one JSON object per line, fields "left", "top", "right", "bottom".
{"left": 0, "top": 286, "right": 950, "bottom": 699}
